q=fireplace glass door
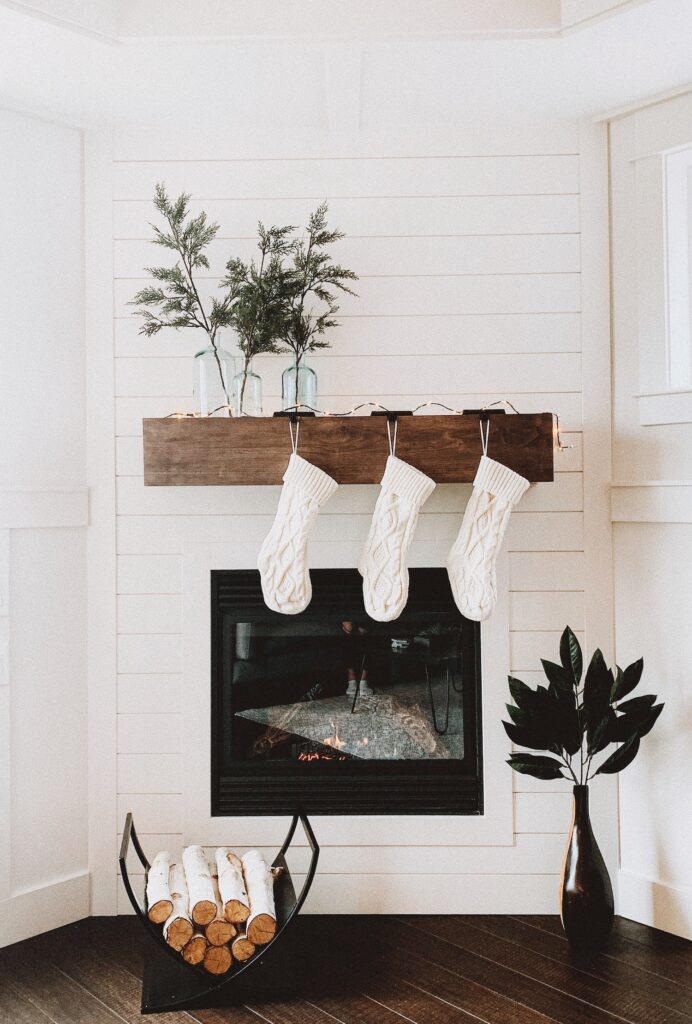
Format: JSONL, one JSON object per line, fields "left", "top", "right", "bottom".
{"left": 211, "top": 569, "right": 483, "bottom": 816}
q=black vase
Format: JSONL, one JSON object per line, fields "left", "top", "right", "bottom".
{"left": 560, "top": 784, "right": 614, "bottom": 957}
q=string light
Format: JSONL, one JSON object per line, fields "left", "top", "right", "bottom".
{"left": 165, "top": 398, "right": 571, "bottom": 452}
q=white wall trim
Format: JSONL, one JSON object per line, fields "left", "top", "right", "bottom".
{"left": 637, "top": 389, "right": 692, "bottom": 425}
{"left": 181, "top": 540, "right": 513, "bottom": 862}
{"left": 0, "top": 870, "right": 90, "bottom": 947}
{"left": 578, "top": 118, "right": 619, "bottom": 885}
{"left": 0, "top": 487, "right": 88, "bottom": 529}
{"left": 0, "top": 530, "right": 9, "bottom": 903}
{"left": 619, "top": 869, "right": 692, "bottom": 941}
{"left": 596, "top": 83, "right": 692, "bottom": 127}
{"left": 611, "top": 482, "right": 692, "bottom": 522}
{"left": 84, "top": 128, "right": 119, "bottom": 915}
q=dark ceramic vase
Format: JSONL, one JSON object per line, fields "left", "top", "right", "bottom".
{"left": 560, "top": 785, "right": 614, "bottom": 957}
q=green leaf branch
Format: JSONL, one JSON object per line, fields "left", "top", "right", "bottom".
{"left": 504, "top": 627, "right": 663, "bottom": 784}
{"left": 220, "top": 223, "right": 294, "bottom": 413}
{"left": 275, "top": 201, "right": 358, "bottom": 402}
{"left": 129, "top": 183, "right": 233, "bottom": 404}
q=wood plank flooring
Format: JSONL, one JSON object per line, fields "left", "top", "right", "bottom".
{"left": 1, "top": 916, "right": 690, "bottom": 1023}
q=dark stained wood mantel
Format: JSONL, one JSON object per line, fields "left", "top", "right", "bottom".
{"left": 143, "top": 413, "right": 555, "bottom": 485}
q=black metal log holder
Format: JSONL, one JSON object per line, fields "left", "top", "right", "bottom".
{"left": 119, "top": 812, "right": 320, "bottom": 1014}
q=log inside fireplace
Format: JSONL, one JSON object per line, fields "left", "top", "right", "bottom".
{"left": 211, "top": 568, "right": 483, "bottom": 816}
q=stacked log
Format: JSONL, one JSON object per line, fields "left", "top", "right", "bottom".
{"left": 242, "top": 850, "right": 277, "bottom": 946}
{"left": 215, "top": 848, "right": 250, "bottom": 924}
{"left": 182, "top": 846, "right": 217, "bottom": 926}
{"left": 146, "top": 851, "right": 173, "bottom": 924}
{"left": 146, "top": 843, "right": 279, "bottom": 975}
{"left": 163, "top": 863, "right": 193, "bottom": 951}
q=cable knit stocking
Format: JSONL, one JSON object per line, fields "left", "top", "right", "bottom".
{"left": 446, "top": 455, "right": 529, "bottom": 621}
{"left": 258, "top": 454, "right": 338, "bottom": 615}
{"left": 359, "top": 456, "right": 436, "bottom": 622}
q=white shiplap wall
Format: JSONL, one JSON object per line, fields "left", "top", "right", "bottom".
{"left": 101, "top": 120, "right": 604, "bottom": 914}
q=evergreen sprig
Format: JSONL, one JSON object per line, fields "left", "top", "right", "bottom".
{"left": 221, "top": 224, "right": 294, "bottom": 364}
{"left": 504, "top": 627, "right": 663, "bottom": 783}
{"left": 129, "top": 183, "right": 233, "bottom": 401}
{"left": 277, "top": 201, "right": 358, "bottom": 365}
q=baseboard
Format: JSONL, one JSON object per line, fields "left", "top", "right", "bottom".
{"left": 0, "top": 870, "right": 90, "bottom": 947}
{"left": 619, "top": 869, "right": 692, "bottom": 940}
{"left": 117, "top": 872, "right": 561, "bottom": 916}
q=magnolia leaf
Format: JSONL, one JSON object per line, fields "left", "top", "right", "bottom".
{"left": 588, "top": 710, "right": 614, "bottom": 754}
{"left": 502, "top": 720, "right": 550, "bottom": 751}
{"left": 506, "top": 703, "right": 532, "bottom": 727}
{"left": 560, "top": 626, "right": 583, "bottom": 684}
{"left": 635, "top": 702, "right": 664, "bottom": 738}
{"left": 611, "top": 657, "right": 644, "bottom": 703}
{"left": 583, "top": 649, "right": 612, "bottom": 729}
{"left": 617, "top": 694, "right": 656, "bottom": 714}
{"left": 596, "top": 734, "right": 640, "bottom": 775}
{"left": 541, "top": 659, "right": 573, "bottom": 698}
{"left": 507, "top": 754, "right": 565, "bottom": 780}
{"left": 551, "top": 689, "right": 581, "bottom": 756}
{"left": 610, "top": 666, "right": 624, "bottom": 704}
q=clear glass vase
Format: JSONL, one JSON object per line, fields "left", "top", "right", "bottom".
{"left": 282, "top": 359, "right": 317, "bottom": 411}
{"left": 233, "top": 363, "right": 263, "bottom": 416}
{"left": 193, "top": 343, "right": 236, "bottom": 416}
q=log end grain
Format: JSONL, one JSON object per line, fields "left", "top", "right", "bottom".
{"left": 192, "top": 899, "right": 217, "bottom": 926}
{"left": 203, "top": 944, "right": 233, "bottom": 975}
{"left": 147, "top": 899, "right": 173, "bottom": 925}
{"left": 206, "top": 919, "right": 236, "bottom": 947}
{"left": 224, "top": 899, "right": 250, "bottom": 925}
{"left": 166, "top": 917, "right": 194, "bottom": 951}
{"left": 182, "top": 934, "right": 208, "bottom": 965}
{"left": 247, "top": 913, "right": 277, "bottom": 946}
{"left": 231, "top": 935, "right": 256, "bottom": 962}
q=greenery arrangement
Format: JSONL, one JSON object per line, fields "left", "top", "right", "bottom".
{"left": 131, "top": 188, "right": 358, "bottom": 414}
{"left": 504, "top": 627, "right": 663, "bottom": 783}
{"left": 221, "top": 223, "right": 295, "bottom": 411}
{"left": 129, "top": 184, "right": 234, "bottom": 405}
{"left": 276, "top": 201, "right": 358, "bottom": 371}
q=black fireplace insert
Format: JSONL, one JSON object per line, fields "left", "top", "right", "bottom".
{"left": 211, "top": 568, "right": 483, "bottom": 815}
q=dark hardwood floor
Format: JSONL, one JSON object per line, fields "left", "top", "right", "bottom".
{"left": 1, "top": 915, "right": 691, "bottom": 1023}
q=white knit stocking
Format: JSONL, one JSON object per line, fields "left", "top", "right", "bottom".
{"left": 258, "top": 454, "right": 338, "bottom": 615}
{"left": 446, "top": 455, "right": 529, "bottom": 621}
{"left": 359, "top": 456, "right": 436, "bottom": 622}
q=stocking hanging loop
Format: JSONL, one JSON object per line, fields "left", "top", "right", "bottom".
{"left": 479, "top": 415, "right": 490, "bottom": 457}
{"left": 289, "top": 418, "right": 300, "bottom": 455}
{"left": 386, "top": 417, "right": 398, "bottom": 457}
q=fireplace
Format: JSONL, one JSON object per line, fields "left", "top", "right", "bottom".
{"left": 211, "top": 568, "right": 483, "bottom": 816}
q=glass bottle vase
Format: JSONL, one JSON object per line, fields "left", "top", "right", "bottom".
{"left": 282, "top": 359, "right": 317, "bottom": 411}
{"left": 193, "top": 344, "right": 236, "bottom": 417}
{"left": 233, "top": 362, "right": 263, "bottom": 416}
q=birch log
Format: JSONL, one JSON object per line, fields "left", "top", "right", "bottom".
{"left": 206, "top": 872, "right": 236, "bottom": 947}
{"left": 163, "top": 863, "right": 194, "bottom": 951}
{"left": 182, "top": 845, "right": 217, "bottom": 926}
{"left": 182, "top": 932, "right": 208, "bottom": 965}
{"left": 242, "top": 850, "right": 277, "bottom": 945}
{"left": 203, "top": 944, "right": 232, "bottom": 975}
{"left": 216, "top": 848, "right": 250, "bottom": 924}
{"left": 146, "top": 850, "right": 173, "bottom": 924}
{"left": 231, "top": 932, "right": 256, "bottom": 962}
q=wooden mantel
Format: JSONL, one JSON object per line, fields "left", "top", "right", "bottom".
{"left": 142, "top": 413, "right": 554, "bottom": 486}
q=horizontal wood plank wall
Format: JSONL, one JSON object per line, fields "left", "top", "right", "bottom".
{"left": 111, "top": 123, "right": 584, "bottom": 913}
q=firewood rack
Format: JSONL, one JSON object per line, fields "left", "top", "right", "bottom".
{"left": 119, "top": 812, "right": 320, "bottom": 1013}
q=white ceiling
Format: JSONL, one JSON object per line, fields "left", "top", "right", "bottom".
{"left": 0, "top": 0, "right": 690, "bottom": 128}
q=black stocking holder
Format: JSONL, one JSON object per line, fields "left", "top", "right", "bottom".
{"left": 119, "top": 812, "right": 319, "bottom": 1013}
